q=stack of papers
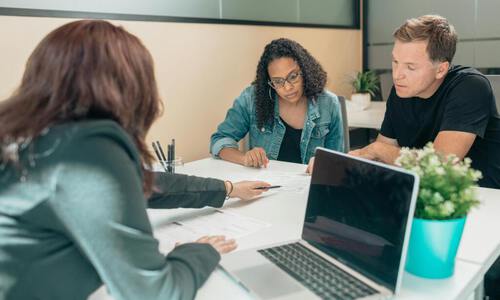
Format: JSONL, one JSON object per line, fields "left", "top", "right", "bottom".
{"left": 153, "top": 209, "right": 271, "bottom": 253}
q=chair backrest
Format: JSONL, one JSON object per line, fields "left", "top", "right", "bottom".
{"left": 485, "top": 75, "right": 500, "bottom": 112}
{"left": 337, "top": 95, "right": 350, "bottom": 152}
{"left": 379, "top": 72, "right": 393, "bottom": 101}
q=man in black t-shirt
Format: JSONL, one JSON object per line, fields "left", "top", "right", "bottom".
{"left": 350, "top": 15, "right": 500, "bottom": 189}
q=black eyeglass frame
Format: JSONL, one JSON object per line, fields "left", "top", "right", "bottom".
{"left": 267, "top": 71, "right": 303, "bottom": 89}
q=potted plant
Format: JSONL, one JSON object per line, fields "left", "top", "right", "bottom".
{"left": 395, "top": 143, "right": 482, "bottom": 279}
{"left": 350, "top": 70, "right": 379, "bottom": 110}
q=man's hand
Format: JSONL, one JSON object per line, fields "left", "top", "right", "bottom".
{"left": 348, "top": 144, "right": 378, "bottom": 161}
{"left": 349, "top": 135, "right": 401, "bottom": 164}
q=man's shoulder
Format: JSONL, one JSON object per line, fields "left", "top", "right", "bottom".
{"left": 440, "top": 65, "right": 493, "bottom": 103}
{"left": 449, "top": 65, "right": 480, "bottom": 75}
{"left": 447, "top": 65, "right": 489, "bottom": 85}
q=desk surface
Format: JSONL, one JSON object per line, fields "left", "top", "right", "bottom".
{"left": 346, "top": 100, "right": 386, "bottom": 130}
{"left": 147, "top": 158, "right": 498, "bottom": 300}
{"left": 457, "top": 187, "right": 500, "bottom": 275}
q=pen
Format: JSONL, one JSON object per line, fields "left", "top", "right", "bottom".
{"left": 254, "top": 185, "right": 282, "bottom": 190}
{"left": 172, "top": 139, "right": 175, "bottom": 173}
{"left": 156, "top": 141, "right": 169, "bottom": 172}
{"left": 155, "top": 141, "right": 167, "bottom": 162}
{"left": 167, "top": 144, "right": 173, "bottom": 173}
{"left": 152, "top": 141, "right": 169, "bottom": 172}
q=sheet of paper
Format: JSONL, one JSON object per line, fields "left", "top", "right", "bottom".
{"left": 228, "top": 170, "right": 311, "bottom": 194}
{"left": 154, "top": 209, "right": 271, "bottom": 253}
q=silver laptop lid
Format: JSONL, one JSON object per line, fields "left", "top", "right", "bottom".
{"left": 303, "top": 148, "right": 419, "bottom": 294}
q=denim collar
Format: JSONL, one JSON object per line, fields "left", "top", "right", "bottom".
{"left": 273, "top": 95, "right": 320, "bottom": 122}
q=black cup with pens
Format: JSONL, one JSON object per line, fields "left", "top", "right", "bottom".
{"left": 152, "top": 139, "right": 176, "bottom": 174}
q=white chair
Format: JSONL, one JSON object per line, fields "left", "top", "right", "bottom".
{"left": 337, "top": 96, "right": 350, "bottom": 152}
{"left": 378, "top": 72, "right": 393, "bottom": 101}
{"left": 485, "top": 75, "right": 500, "bottom": 112}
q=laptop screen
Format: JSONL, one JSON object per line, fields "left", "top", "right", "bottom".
{"left": 303, "top": 148, "right": 417, "bottom": 292}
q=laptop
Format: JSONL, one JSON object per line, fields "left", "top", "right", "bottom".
{"left": 220, "top": 148, "right": 419, "bottom": 300}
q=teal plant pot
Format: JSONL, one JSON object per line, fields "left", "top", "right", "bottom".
{"left": 405, "top": 217, "right": 466, "bottom": 279}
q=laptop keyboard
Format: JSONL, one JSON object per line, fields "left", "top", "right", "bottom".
{"left": 258, "top": 242, "right": 378, "bottom": 300}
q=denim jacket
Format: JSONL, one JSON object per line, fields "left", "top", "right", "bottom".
{"left": 210, "top": 85, "right": 344, "bottom": 164}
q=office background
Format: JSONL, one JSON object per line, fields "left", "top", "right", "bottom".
{"left": 2, "top": 0, "right": 500, "bottom": 162}
{"left": 0, "top": 0, "right": 358, "bottom": 27}
{"left": 0, "top": 0, "right": 362, "bottom": 162}
{"left": 366, "top": 0, "right": 500, "bottom": 72}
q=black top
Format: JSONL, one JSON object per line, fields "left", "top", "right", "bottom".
{"left": 277, "top": 117, "right": 303, "bottom": 163}
{"left": 381, "top": 65, "right": 500, "bottom": 188}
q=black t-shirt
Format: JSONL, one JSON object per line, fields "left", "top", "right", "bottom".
{"left": 381, "top": 65, "right": 500, "bottom": 188}
{"left": 277, "top": 117, "right": 302, "bottom": 164}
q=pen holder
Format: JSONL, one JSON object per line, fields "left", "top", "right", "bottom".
{"left": 167, "top": 157, "right": 183, "bottom": 174}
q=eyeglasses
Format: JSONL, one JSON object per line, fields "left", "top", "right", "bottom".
{"left": 268, "top": 71, "right": 302, "bottom": 89}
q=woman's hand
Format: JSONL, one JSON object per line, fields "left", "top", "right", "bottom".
{"left": 226, "top": 180, "right": 272, "bottom": 201}
{"left": 306, "top": 157, "right": 315, "bottom": 174}
{"left": 243, "top": 147, "right": 269, "bottom": 168}
{"left": 195, "top": 235, "right": 237, "bottom": 254}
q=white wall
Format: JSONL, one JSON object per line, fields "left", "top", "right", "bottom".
{"left": 0, "top": 15, "right": 362, "bottom": 162}
{"left": 367, "top": 0, "right": 500, "bottom": 69}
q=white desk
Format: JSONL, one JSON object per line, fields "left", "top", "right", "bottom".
{"left": 346, "top": 101, "right": 386, "bottom": 130}
{"left": 457, "top": 187, "right": 500, "bottom": 276}
{"left": 146, "top": 158, "right": 499, "bottom": 300}
{"left": 148, "top": 159, "right": 307, "bottom": 252}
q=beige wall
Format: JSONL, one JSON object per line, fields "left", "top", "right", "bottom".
{"left": 0, "top": 15, "right": 362, "bottom": 162}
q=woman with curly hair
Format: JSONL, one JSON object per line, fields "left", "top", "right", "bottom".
{"left": 210, "top": 38, "right": 344, "bottom": 172}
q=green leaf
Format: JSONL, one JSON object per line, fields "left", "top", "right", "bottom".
{"left": 351, "top": 70, "right": 380, "bottom": 96}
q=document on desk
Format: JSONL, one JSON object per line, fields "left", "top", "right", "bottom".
{"left": 230, "top": 170, "right": 311, "bottom": 194}
{"left": 154, "top": 209, "right": 271, "bottom": 253}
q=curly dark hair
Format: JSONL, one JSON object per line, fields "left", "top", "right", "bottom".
{"left": 253, "top": 38, "right": 327, "bottom": 129}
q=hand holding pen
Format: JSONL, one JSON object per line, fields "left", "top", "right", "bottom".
{"left": 254, "top": 185, "right": 281, "bottom": 190}
{"left": 223, "top": 181, "right": 279, "bottom": 201}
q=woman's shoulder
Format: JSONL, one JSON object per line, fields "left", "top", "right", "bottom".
{"left": 0, "top": 120, "right": 140, "bottom": 216}
{"left": 236, "top": 85, "right": 257, "bottom": 102}
{"left": 315, "top": 89, "right": 338, "bottom": 102}
{"left": 50, "top": 119, "right": 133, "bottom": 144}
{"left": 39, "top": 120, "right": 141, "bottom": 165}
{"left": 241, "top": 84, "right": 257, "bottom": 95}
{"left": 232, "top": 85, "right": 258, "bottom": 111}
{"left": 314, "top": 89, "right": 340, "bottom": 110}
